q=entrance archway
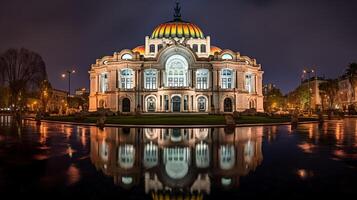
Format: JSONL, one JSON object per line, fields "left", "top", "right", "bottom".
{"left": 146, "top": 96, "right": 156, "bottom": 112}
{"left": 172, "top": 96, "right": 181, "bottom": 112}
{"left": 224, "top": 98, "right": 233, "bottom": 112}
{"left": 122, "top": 98, "right": 131, "bottom": 112}
{"left": 197, "top": 96, "right": 207, "bottom": 112}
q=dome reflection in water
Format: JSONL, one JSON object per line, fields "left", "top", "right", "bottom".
{"left": 90, "top": 127, "right": 263, "bottom": 199}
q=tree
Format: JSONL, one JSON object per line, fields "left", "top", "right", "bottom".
{"left": 39, "top": 80, "right": 53, "bottom": 113}
{"left": 264, "top": 87, "right": 285, "bottom": 112}
{"left": 0, "top": 48, "right": 47, "bottom": 119}
{"left": 0, "top": 86, "right": 10, "bottom": 109}
{"left": 287, "top": 85, "right": 309, "bottom": 110}
{"left": 319, "top": 79, "right": 339, "bottom": 110}
{"left": 345, "top": 63, "right": 357, "bottom": 101}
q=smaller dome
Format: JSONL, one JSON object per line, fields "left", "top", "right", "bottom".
{"left": 210, "top": 46, "right": 222, "bottom": 55}
{"left": 132, "top": 45, "right": 145, "bottom": 55}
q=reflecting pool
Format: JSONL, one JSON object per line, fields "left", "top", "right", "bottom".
{"left": 1, "top": 116, "right": 357, "bottom": 198}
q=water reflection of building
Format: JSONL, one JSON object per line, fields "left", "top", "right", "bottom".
{"left": 90, "top": 127, "right": 263, "bottom": 199}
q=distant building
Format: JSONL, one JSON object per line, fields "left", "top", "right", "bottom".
{"left": 48, "top": 89, "right": 68, "bottom": 114}
{"left": 263, "top": 83, "right": 278, "bottom": 96}
{"left": 337, "top": 77, "right": 357, "bottom": 110}
{"left": 75, "top": 88, "right": 89, "bottom": 96}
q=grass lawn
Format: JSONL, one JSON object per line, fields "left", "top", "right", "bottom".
{"left": 43, "top": 114, "right": 317, "bottom": 125}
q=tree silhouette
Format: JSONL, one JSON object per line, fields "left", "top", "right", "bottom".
{"left": 0, "top": 48, "right": 47, "bottom": 119}
{"left": 319, "top": 79, "right": 339, "bottom": 110}
{"left": 345, "top": 63, "right": 357, "bottom": 101}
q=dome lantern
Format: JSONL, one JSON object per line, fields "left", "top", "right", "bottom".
{"left": 150, "top": 1, "right": 204, "bottom": 39}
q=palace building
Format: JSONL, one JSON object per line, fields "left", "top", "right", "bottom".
{"left": 89, "top": 3, "right": 264, "bottom": 113}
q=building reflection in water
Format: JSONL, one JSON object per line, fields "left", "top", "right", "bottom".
{"left": 90, "top": 126, "right": 263, "bottom": 199}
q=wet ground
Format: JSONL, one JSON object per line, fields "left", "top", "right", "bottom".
{"left": 0, "top": 116, "right": 357, "bottom": 199}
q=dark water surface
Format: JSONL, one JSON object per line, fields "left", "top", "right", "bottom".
{"left": 1, "top": 116, "right": 357, "bottom": 199}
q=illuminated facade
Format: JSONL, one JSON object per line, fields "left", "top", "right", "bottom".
{"left": 90, "top": 127, "right": 263, "bottom": 198}
{"left": 89, "top": 3, "right": 264, "bottom": 113}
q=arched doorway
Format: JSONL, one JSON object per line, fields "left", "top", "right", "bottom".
{"left": 224, "top": 98, "right": 233, "bottom": 112}
{"left": 146, "top": 96, "right": 156, "bottom": 112}
{"left": 98, "top": 99, "right": 105, "bottom": 108}
{"left": 249, "top": 100, "right": 255, "bottom": 109}
{"left": 122, "top": 98, "right": 130, "bottom": 112}
{"left": 172, "top": 96, "right": 181, "bottom": 112}
{"left": 197, "top": 96, "right": 206, "bottom": 112}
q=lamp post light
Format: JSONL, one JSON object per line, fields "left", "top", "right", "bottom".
{"left": 61, "top": 69, "right": 76, "bottom": 107}
{"left": 303, "top": 68, "right": 316, "bottom": 116}
{"left": 61, "top": 69, "right": 76, "bottom": 96}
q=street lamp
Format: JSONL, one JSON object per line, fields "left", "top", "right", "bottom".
{"left": 61, "top": 69, "right": 76, "bottom": 97}
{"left": 302, "top": 68, "right": 317, "bottom": 116}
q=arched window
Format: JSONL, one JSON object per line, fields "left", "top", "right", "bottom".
{"left": 99, "top": 72, "right": 109, "bottom": 92}
{"left": 221, "top": 69, "right": 233, "bottom": 89}
{"left": 197, "top": 96, "right": 207, "bottom": 112}
{"left": 144, "top": 69, "right": 157, "bottom": 89}
{"left": 121, "top": 69, "right": 134, "bottom": 89}
{"left": 200, "top": 44, "right": 206, "bottom": 53}
{"left": 149, "top": 44, "right": 155, "bottom": 53}
{"left": 222, "top": 53, "right": 233, "bottom": 60}
{"left": 166, "top": 55, "right": 188, "bottom": 87}
{"left": 146, "top": 96, "right": 156, "bottom": 112}
{"left": 224, "top": 98, "right": 233, "bottom": 112}
{"left": 122, "top": 98, "right": 130, "bottom": 112}
{"left": 245, "top": 74, "right": 255, "bottom": 93}
{"left": 193, "top": 44, "right": 198, "bottom": 52}
{"left": 121, "top": 53, "right": 133, "bottom": 60}
{"left": 196, "top": 69, "right": 209, "bottom": 89}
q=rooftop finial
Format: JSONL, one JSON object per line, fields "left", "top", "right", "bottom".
{"left": 174, "top": 0, "right": 182, "bottom": 21}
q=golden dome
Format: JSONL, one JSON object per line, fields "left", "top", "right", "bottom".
{"left": 132, "top": 45, "right": 145, "bottom": 55}
{"left": 151, "top": 20, "right": 204, "bottom": 39}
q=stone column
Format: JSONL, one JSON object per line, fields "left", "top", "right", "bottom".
{"left": 237, "top": 71, "right": 245, "bottom": 91}
{"left": 188, "top": 69, "right": 192, "bottom": 87}
{"left": 168, "top": 95, "right": 171, "bottom": 112}
{"left": 158, "top": 69, "right": 161, "bottom": 88}
{"left": 109, "top": 70, "right": 116, "bottom": 91}
{"left": 162, "top": 70, "right": 165, "bottom": 88}
{"left": 212, "top": 70, "right": 217, "bottom": 90}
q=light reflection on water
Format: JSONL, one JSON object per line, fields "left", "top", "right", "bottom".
{"left": 90, "top": 127, "right": 263, "bottom": 198}
{"left": 1, "top": 116, "right": 357, "bottom": 198}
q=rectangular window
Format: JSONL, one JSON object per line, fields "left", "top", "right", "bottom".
{"left": 150, "top": 45, "right": 155, "bottom": 53}
{"left": 200, "top": 44, "right": 206, "bottom": 53}
{"left": 184, "top": 95, "right": 188, "bottom": 111}
{"left": 164, "top": 95, "right": 169, "bottom": 111}
{"left": 100, "top": 73, "right": 108, "bottom": 93}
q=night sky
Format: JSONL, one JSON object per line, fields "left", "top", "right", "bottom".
{"left": 1, "top": 0, "right": 357, "bottom": 94}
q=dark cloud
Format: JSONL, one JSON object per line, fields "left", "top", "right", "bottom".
{"left": 1, "top": 0, "right": 357, "bottom": 93}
